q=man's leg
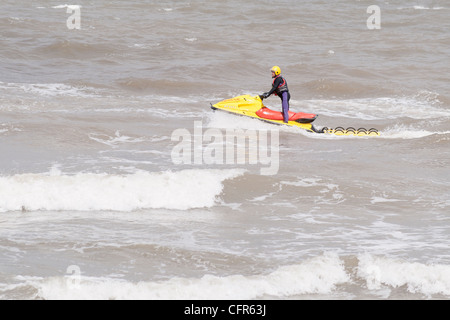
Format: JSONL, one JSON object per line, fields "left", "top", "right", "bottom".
{"left": 282, "top": 92, "right": 290, "bottom": 123}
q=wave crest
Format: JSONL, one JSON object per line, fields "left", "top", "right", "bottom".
{"left": 31, "top": 253, "right": 450, "bottom": 299}
{"left": 0, "top": 169, "right": 245, "bottom": 212}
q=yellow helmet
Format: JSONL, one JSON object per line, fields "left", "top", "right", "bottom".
{"left": 271, "top": 66, "right": 281, "bottom": 76}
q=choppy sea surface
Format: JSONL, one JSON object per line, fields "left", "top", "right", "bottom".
{"left": 1, "top": 0, "right": 449, "bottom": 300}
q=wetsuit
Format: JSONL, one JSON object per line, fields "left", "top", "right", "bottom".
{"left": 263, "top": 75, "right": 290, "bottom": 123}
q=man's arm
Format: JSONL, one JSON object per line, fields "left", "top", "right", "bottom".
{"left": 263, "top": 77, "right": 282, "bottom": 98}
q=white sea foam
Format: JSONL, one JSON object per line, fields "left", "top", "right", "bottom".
{"left": 370, "top": 197, "right": 405, "bottom": 204}
{"left": 35, "top": 253, "right": 349, "bottom": 300}
{"left": 52, "top": 5, "right": 81, "bottom": 10}
{"left": 397, "top": 6, "right": 445, "bottom": 10}
{"left": 0, "top": 124, "right": 21, "bottom": 135}
{"left": 0, "top": 169, "right": 245, "bottom": 212}
{"left": 281, "top": 177, "right": 328, "bottom": 188}
{"left": 357, "top": 254, "right": 450, "bottom": 296}
{"left": 301, "top": 92, "right": 450, "bottom": 121}
{"left": 382, "top": 124, "right": 450, "bottom": 139}
{"left": 413, "top": 6, "right": 444, "bottom": 10}
{"left": 89, "top": 131, "right": 146, "bottom": 147}
{"left": 31, "top": 252, "right": 450, "bottom": 299}
{"left": 207, "top": 110, "right": 286, "bottom": 131}
{"left": 281, "top": 178, "right": 343, "bottom": 204}
{"left": 0, "top": 82, "right": 99, "bottom": 98}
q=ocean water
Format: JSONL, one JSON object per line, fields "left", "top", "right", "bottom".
{"left": 1, "top": 0, "right": 449, "bottom": 300}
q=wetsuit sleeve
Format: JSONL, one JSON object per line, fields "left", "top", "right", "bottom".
{"left": 266, "top": 77, "right": 282, "bottom": 96}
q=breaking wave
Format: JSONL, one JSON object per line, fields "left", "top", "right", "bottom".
{"left": 0, "top": 169, "right": 245, "bottom": 212}
{"left": 29, "top": 253, "right": 450, "bottom": 300}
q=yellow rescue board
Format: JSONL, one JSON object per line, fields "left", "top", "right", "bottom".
{"left": 211, "top": 95, "right": 380, "bottom": 136}
{"left": 211, "top": 95, "right": 316, "bottom": 132}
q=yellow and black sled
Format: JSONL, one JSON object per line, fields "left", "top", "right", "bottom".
{"left": 211, "top": 95, "right": 380, "bottom": 137}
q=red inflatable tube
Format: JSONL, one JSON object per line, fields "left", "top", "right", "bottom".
{"left": 256, "top": 107, "right": 317, "bottom": 123}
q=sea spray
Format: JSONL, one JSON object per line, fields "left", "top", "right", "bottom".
{"left": 0, "top": 169, "right": 246, "bottom": 212}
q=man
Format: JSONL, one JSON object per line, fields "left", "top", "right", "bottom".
{"left": 261, "top": 66, "right": 290, "bottom": 123}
